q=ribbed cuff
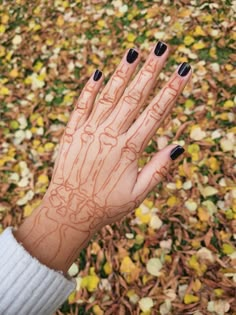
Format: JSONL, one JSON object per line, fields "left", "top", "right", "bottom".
{"left": 0, "top": 227, "right": 76, "bottom": 315}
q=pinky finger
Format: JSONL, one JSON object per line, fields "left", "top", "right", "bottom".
{"left": 67, "top": 69, "right": 103, "bottom": 133}
{"left": 52, "top": 70, "right": 103, "bottom": 185}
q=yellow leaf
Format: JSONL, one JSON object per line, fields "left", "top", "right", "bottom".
{"left": 23, "top": 199, "right": 41, "bottom": 217}
{"left": 176, "top": 179, "right": 182, "bottom": 189}
{"left": 135, "top": 208, "right": 151, "bottom": 224}
{"left": 191, "top": 240, "right": 201, "bottom": 249}
{"left": 135, "top": 234, "right": 144, "bottom": 245}
{"left": 127, "top": 33, "right": 136, "bottom": 43}
{"left": 207, "top": 157, "right": 220, "bottom": 172}
{"left": 81, "top": 268, "right": 100, "bottom": 292}
{"left": 143, "top": 199, "right": 153, "bottom": 209}
{"left": 37, "top": 145, "right": 45, "bottom": 153}
{"left": 56, "top": 15, "right": 64, "bottom": 27}
{"left": 93, "top": 305, "right": 104, "bottom": 315}
{"left": 4, "top": 49, "right": 11, "bottom": 61}
{"left": 37, "top": 174, "right": 49, "bottom": 185}
{"left": 178, "top": 164, "right": 185, "bottom": 176}
{"left": 33, "top": 6, "right": 41, "bottom": 15}
{"left": 62, "top": 0, "right": 69, "bottom": 8}
{"left": 222, "top": 243, "right": 235, "bottom": 255}
{"left": 214, "top": 288, "right": 224, "bottom": 297}
{"left": 0, "top": 86, "right": 10, "bottom": 95}
{"left": 0, "top": 45, "right": 5, "bottom": 57}
{"left": 187, "top": 144, "right": 200, "bottom": 161}
{"left": 193, "top": 25, "right": 206, "bottom": 37}
{"left": 198, "top": 207, "right": 209, "bottom": 222}
{"left": 192, "top": 41, "right": 206, "bottom": 50}
{"left": 179, "top": 8, "right": 192, "bottom": 17}
{"left": 0, "top": 25, "right": 6, "bottom": 34}
{"left": 224, "top": 100, "right": 234, "bottom": 108}
{"left": 142, "top": 274, "right": 153, "bottom": 285}
{"left": 192, "top": 279, "right": 202, "bottom": 292}
{"left": 9, "top": 68, "right": 19, "bottom": 78}
{"left": 167, "top": 196, "right": 178, "bottom": 207}
{"left": 120, "top": 256, "right": 140, "bottom": 283}
{"left": 33, "top": 61, "right": 43, "bottom": 72}
{"left": 120, "top": 256, "right": 136, "bottom": 273}
{"left": 44, "top": 142, "right": 55, "bottom": 151}
{"left": 225, "top": 64, "right": 233, "bottom": 71}
{"left": 24, "top": 76, "right": 32, "bottom": 85}
{"left": 31, "top": 127, "right": 38, "bottom": 134}
{"left": 184, "top": 35, "right": 195, "bottom": 46}
{"left": 164, "top": 255, "right": 172, "bottom": 263}
{"left": 200, "top": 14, "right": 212, "bottom": 22}
{"left": 184, "top": 99, "right": 194, "bottom": 109}
{"left": 126, "top": 289, "right": 139, "bottom": 304}
{"left": 103, "top": 262, "right": 112, "bottom": 275}
{"left": 97, "top": 19, "right": 106, "bottom": 28}
{"left": 63, "top": 91, "right": 76, "bottom": 105}
{"left": 46, "top": 38, "right": 54, "bottom": 46}
{"left": 184, "top": 294, "right": 199, "bottom": 304}
{"left": 68, "top": 291, "right": 76, "bottom": 304}
{"left": 188, "top": 255, "right": 207, "bottom": 276}
{"left": 1, "top": 14, "right": 9, "bottom": 24}
{"left": 37, "top": 72, "right": 46, "bottom": 81}
{"left": 172, "top": 21, "right": 183, "bottom": 33}
{"left": 35, "top": 116, "right": 44, "bottom": 127}
{"left": 0, "top": 156, "right": 13, "bottom": 167}
{"left": 209, "top": 47, "right": 217, "bottom": 59}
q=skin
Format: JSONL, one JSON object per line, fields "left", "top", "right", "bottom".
{"left": 13, "top": 43, "right": 192, "bottom": 276}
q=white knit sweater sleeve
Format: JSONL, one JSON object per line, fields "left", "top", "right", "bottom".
{"left": 0, "top": 226, "right": 76, "bottom": 315}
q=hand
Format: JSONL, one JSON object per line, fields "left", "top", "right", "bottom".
{"left": 14, "top": 42, "right": 192, "bottom": 274}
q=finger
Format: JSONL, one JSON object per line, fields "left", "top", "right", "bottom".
{"left": 84, "top": 48, "right": 141, "bottom": 134}
{"left": 103, "top": 41, "right": 169, "bottom": 136}
{"left": 77, "top": 43, "right": 168, "bottom": 189}
{"left": 69, "top": 69, "right": 104, "bottom": 132}
{"left": 52, "top": 69, "right": 103, "bottom": 184}
{"left": 126, "top": 62, "right": 192, "bottom": 156}
{"left": 132, "top": 144, "right": 185, "bottom": 200}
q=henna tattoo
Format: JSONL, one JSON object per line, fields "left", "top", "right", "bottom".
{"left": 104, "top": 55, "right": 159, "bottom": 136}
{"left": 53, "top": 84, "right": 94, "bottom": 184}
{"left": 20, "top": 54, "right": 189, "bottom": 271}
{"left": 127, "top": 75, "right": 182, "bottom": 154}
{"left": 87, "top": 64, "right": 129, "bottom": 128}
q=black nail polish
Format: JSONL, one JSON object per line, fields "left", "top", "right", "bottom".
{"left": 93, "top": 69, "right": 102, "bottom": 81}
{"left": 170, "top": 145, "right": 185, "bottom": 160}
{"left": 126, "top": 48, "right": 139, "bottom": 64}
{"left": 178, "top": 62, "right": 191, "bottom": 77}
{"left": 154, "top": 41, "right": 167, "bottom": 56}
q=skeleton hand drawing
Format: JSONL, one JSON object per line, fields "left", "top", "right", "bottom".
{"left": 19, "top": 42, "right": 192, "bottom": 269}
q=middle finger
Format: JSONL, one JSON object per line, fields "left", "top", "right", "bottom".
{"left": 102, "top": 41, "right": 169, "bottom": 136}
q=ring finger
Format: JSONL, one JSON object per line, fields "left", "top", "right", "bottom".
{"left": 84, "top": 47, "right": 141, "bottom": 134}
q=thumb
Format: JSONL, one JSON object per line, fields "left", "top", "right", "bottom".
{"left": 132, "top": 144, "right": 185, "bottom": 200}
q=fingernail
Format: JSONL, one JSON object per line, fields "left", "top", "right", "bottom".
{"left": 93, "top": 69, "right": 102, "bottom": 81}
{"left": 126, "top": 48, "right": 139, "bottom": 63}
{"left": 170, "top": 145, "right": 185, "bottom": 160}
{"left": 154, "top": 41, "right": 167, "bottom": 56}
{"left": 178, "top": 62, "right": 191, "bottom": 77}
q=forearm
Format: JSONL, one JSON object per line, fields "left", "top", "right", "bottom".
{"left": 13, "top": 194, "right": 96, "bottom": 276}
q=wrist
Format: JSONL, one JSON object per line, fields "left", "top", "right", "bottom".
{"left": 13, "top": 198, "right": 94, "bottom": 276}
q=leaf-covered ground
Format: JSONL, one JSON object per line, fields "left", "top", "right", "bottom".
{"left": 0, "top": 1, "right": 235, "bottom": 314}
